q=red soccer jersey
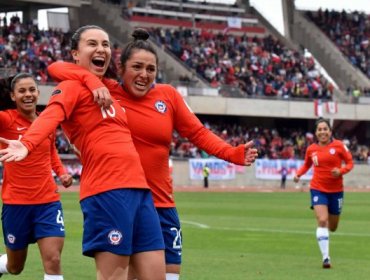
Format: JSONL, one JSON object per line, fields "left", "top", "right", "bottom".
{"left": 48, "top": 62, "right": 246, "bottom": 207}
{"left": 20, "top": 81, "right": 148, "bottom": 200}
{"left": 0, "top": 109, "right": 65, "bottom": 204}
{"left": 296, "top": 139, "right": 353, "bottom": 193}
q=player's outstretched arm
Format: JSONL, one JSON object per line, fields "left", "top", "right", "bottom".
{"left": 244, "top": 140, "right": 258, "bottom": 166}
{"left": 0, "top": 137, "right": 29, "bottom": 162}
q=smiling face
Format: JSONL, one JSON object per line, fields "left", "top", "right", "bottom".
{"left": 315, "top": 121, "right": 332, "bottom": 145}
{"left": 71, "top": 28, "right": 111, "bottom": 78}
{"left": 11, "top": 77, "right": 39, "bottom": 116}
{"left": 121, "top": 49, "right": 157, "bottom": 98}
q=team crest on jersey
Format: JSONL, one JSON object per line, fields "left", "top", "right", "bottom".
{"left": 329, "top": 148, "right": 336, "bottom": 155}
{"left": 7, "top": 234, "right": 16, "bottom": 244}
{"left": 108, "top": 230, "right": 123, "bottom": 245}
{"left": 52, "top": 89, "right": 62, "bottom": 96}
{"left": 154, "top": 100, "right": 167, "bottom": 113}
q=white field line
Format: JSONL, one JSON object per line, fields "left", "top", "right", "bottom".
{"left": 181, "top": 220, "right": 210, "bottom": 228}
{"left": 181, "top": 221, "right": 370, "bottom": 237}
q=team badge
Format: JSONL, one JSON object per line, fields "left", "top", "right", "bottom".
{"left": 329, "top": 148, "right": 336, "bottom": 155}
{"left": 52, "top": 89, "right": 62, "bottom": 96}
{"left": 313, "top": 196, "right": 319, "bottom": 203}
{"left": 154, "top": 100, "right": 167, "bottom": 113}
{"left": 108, "top": 230, "right": 123, "bottom": 245}
{"left": 7, "top": 234, "right": 16, "bottom": 244}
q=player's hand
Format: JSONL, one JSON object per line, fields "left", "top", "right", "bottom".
{"left": 92, "top": 87, "right": 112, "bottom": 109}
{"left": 331, "top": 167, "right": 341, "bottom": 178}
{"left": 0, "top": 138, "right": 28, "bottom": 162}
{"left": 293, "top": 175, "right": 300, "bottom": 183}
{"left": 60, "top": 173, "right": 73, "bottom": 188}
{"left": 244, "top": 140, "right": 258, "bottom": 166}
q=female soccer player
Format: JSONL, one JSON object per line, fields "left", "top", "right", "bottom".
{"left": 47, "top": 28, "right": 258, "bottom": 280}
{"left": 0, "top": 26, "right": 165, "bottom": 280}
{"left": 294, "top": 117, "right": 353, "bottom": 269}
{"left": 0, "top": 73, "right": 72, "bottom": 280}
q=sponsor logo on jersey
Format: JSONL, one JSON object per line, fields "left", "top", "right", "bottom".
{"left": 7, "top": 234, "right": 16, "bottom": 244}
{"left": 16, "top": 127, "right": 27, "bottom": 131}
{"left": 329, "top": 148, "right": 336, "bottom": 155}
{"left": 154, "top": 100, "right": 167, "bottom": 113}
{"left": 108, "top": 230, "right": 123, "bottom": 245}
{"left": 52, "top": 89, "right": 62, "bottom": 96}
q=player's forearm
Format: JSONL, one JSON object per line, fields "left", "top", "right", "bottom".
{"left": 51, "top": 146, "right": 67, "bottom": 176}
{"left": 339, "top": 160, "right": 354, "bottom": 175}
{"left": 296, "top": 164, "right": 310, "bottom": 177}
{"left": 188, "top": 128, "right": 245, "bottom": 165}
{"left": 21, "top": 104, "right": 65, "bottom": 153}
{"left": 48, "top": 61, "right": 105, "bottom": 91}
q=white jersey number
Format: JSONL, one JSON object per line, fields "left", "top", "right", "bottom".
{"left": 100, "top": 105, "right": 116, "bottom": 119}
{"left": 56, "top": 210, "right": 65, "bottom": 231}
{"left": 171, "top": 227, "right": 182, "bottom": 249}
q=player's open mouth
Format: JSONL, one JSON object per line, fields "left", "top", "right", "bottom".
{"left": 92, "top": 58, "right": 105, "bottom": 67}
{"left": 135, "top": 81, "right": 147, "bottom": 88}
{"left": 23, "top": 99, "right": 35, "bottom": 104}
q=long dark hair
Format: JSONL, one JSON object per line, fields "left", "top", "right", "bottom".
{"left": 0, "top": 76, "right": 16, "bottom": 110}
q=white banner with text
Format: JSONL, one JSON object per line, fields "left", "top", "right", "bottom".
{"left": 255, "top": 159, "right": 313, "bottom": 180}
{"left": 189, "top": 158, "right": 236, "bottom": 180}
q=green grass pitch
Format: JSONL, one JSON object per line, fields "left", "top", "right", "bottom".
{"left": 2, "top": 191, "right": 370, "bottom": 279}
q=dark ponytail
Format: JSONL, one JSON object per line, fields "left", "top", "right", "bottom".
{"left": 0, "top": 76, "right": 16, "bottom": 110}
{"left": 120, "top": 28, "right": 158, "bottom": 67}
{"left": 132, "top": 28, "right": 150, "bottom": 41}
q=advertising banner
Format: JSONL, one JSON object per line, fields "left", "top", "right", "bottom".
{"left": 255, "top": 159, "right": 313, "bottom": 180}
{"left": 189, "top": 158, "right": 235, "bottom": 180}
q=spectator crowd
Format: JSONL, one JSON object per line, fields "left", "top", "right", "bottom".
{"left": 1, "top": 12, "right": 337, "bottom": 101}
{"left": 306, "top": 9, "right": 370, "bottom": 98}
{"left": 2, "top": 10, "right": 369, "bottom": 102}
{"left": 55, "top": 121, "right": 370, "bottom": 167}
{"left": 149, "top": 27, "right": 335, "bottom": 100}
{"left": 0, "top": 14, "right": 72, "bottom": 83}
{"left": 0, "top": 9, "right": 369, "bottom": 179}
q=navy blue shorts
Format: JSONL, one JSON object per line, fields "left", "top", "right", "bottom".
{"left": 310, "top": 189, "right": 344, "bottom": 215}
{"left": 80, "top": 189, "right": 164, "bottom": 257}
{"left": 2, "top": 201, "right": 65, "bottom": 250}
{"left": 157, "top": 207, "right": 182, "bottom": 265}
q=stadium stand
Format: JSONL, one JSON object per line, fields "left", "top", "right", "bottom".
{"left": 0, "top": 0, "right": 369, "bottom": 187}
{"left": 148, "top": 27, "right": 335, "bottom": 99}
{"left": 0, "top": 15, "right": 73, "bottom": 83}
{"left": 305, "top": 9, "right": 370, "bottom": 101}
{"left": 306, "top": 9, "right": 370, "bottom": 81}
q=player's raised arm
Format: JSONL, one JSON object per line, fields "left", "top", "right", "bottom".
{"left": 48, "top": 61, "right": 113, "bottom": 109}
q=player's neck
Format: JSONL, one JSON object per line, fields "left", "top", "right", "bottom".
{"left": 19, "top": 110, "right": 37, "bottom": 122}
